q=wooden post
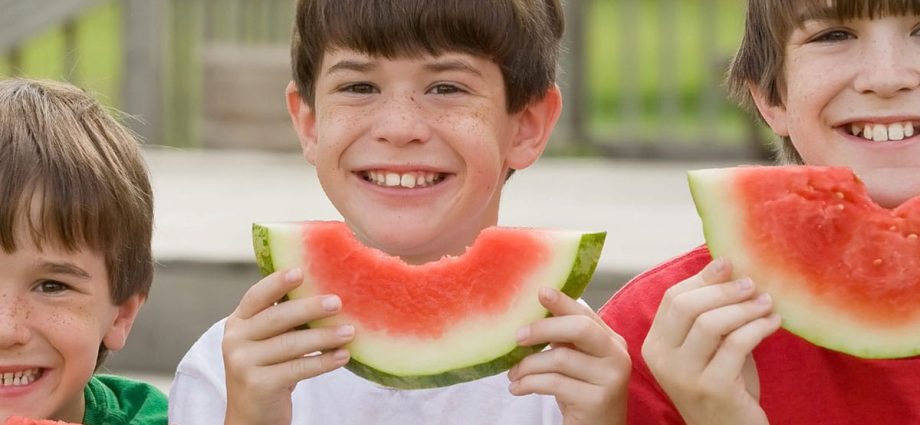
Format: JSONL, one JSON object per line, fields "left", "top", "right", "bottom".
{"left": 557, "top": 0, "right": 587, "bottom": 146}
{"left": 122, "top": 0, "right": 167, "bottom": 145}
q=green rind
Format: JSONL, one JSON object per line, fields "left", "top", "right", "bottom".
{"left": 252, "top": 224, "right": 275, "bottom": 277}
{"left": 251, "top": 224, "right": 606, "bottom": 389}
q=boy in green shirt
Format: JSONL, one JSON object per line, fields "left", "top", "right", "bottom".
{"left": 0, "top": 79, "right": 167, "bottom": 424}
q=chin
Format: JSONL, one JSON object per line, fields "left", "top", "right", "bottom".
{"left": 860, "top": 171, "right": 920, "bottom": 209}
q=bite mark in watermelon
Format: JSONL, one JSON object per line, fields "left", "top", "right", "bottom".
{"left": 689, "top": 166, "right": 920, "bottom": 359}
{"left": 252, "top": 221, "right": 605, "bottom": 388}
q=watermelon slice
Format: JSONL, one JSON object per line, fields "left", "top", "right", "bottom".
{"left": 252, "top": 221, "right": 605, "bottom": 389}
{"left": 689, "top": 165, "right": 920, "bottom": 359}
{"left": 2, "top": 417, "right": 80, "bottom": 425}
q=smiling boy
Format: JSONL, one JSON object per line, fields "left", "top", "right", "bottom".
{"left": 168, "top": 1, "right": 630, "bottom": 425}
{"left": 599, "top": 1, "right": 920, "bottom": 424}
{"left": 0, "top": 79, "right": 166, "bottom": 424}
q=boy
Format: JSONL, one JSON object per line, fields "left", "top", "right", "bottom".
{"left": 0, "top": 79, "right": 167, "bottom": 424}
{"left": 599, "top": 0, "right": 920, "bottom": 424}
{"left": 169, "top": 1, "right": 630, "bottom": 424}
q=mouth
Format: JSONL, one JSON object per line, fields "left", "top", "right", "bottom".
{"left": 845, "top": 120, "right": 918, "bottom": 142}
{"left": 359, "top": 170, "right": 448, "bottom": 188}
{"left": 0, "top": 368, "right": 43, "bottom": 387}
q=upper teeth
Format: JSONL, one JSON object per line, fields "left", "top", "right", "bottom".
{"left": 364, "top": 171, "right": 444, "bottom": 188}
{"left": 849, "top": 122, "right": 915, "bottom": 142}
{"left": 0, "top": 369, "right": 41, "bottom": 386}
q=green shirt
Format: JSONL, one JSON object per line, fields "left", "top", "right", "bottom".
{"left": 83, "top": 374, "right": 168, "bottom": 425}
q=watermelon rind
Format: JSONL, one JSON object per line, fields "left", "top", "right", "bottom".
{"left": 689, "top": 167, "right": 920, "bottom": 359}
{"left": 252, "top": 222, "right": 605, "bottom": 388}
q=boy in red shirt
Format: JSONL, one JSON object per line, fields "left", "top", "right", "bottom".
{"left": 600, "top": 1, "right": 920, "bottom": 424}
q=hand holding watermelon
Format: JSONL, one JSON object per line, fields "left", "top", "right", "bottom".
{"left": 508, "top": 287, "right": 629, "bottom": 425}
{"left": 222, "top": 267, "right": 354, "bottom": 425}
{"left": 641, "top": 257, "right": 780, "bottom": 425}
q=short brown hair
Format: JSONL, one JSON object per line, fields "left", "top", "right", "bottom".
{"left": 291, "top": 0, "right": 564, "bottom": 113}
{"left": 726, "top": 0, "right": 920, "bottom": 163}
{"left": 0, "top": 79, "right": 154, "bottom": 304}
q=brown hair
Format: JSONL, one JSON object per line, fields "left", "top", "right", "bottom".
{"left": 290, "top": 0, "right": 564, "bottom": 113}
{"left": 0, "top": 79, "right": 154, "bottom": 365}
{"left": 726, "top": 0, "right": 920, "bottom": 163}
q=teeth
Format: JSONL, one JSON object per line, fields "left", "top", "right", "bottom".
{"left": 0, "top": 369, "right": 40, "bottom": 386}
{"left": 364, "top": 171, "right": 444, "bottom": 188}
{"left": 850, "top": 121, "right": 917, "bottom": 142}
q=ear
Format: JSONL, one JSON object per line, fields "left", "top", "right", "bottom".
{"left": 749, "top": 82, "right": 790, "bottom": 137}
{"left": 286, "top": 81, "right": 319, "bottom": 165}
{"left": 101, "top": 294, "right": 145, "bottom": 352}
{"left": 506, "top": 84, "right": 563, "bottom": 170}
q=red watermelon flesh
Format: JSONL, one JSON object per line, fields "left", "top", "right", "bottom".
{"left": 3, "top": 417, "right": 80, "bottom": 425}
{"left": 304, "top": 222, "right": 549, "bottom": 338}
{"left": 690, "top": 166, "right": 920, "bottom": 358}
{"left": 253, "top": 221, "right": 606, "bottom": 388}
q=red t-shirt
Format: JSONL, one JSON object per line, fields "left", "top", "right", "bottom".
{"left": 598, "top": 245, "right": 920, "bottom": 425}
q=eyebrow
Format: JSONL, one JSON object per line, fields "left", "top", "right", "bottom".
{"left": 325, "top": 60, "right": 377, "bottom": 76}
{"left": 424, "top": 59, "right": 483, "bottom": 77}
{"left": 41, "top": 261, "right": 91, "bottom": 280}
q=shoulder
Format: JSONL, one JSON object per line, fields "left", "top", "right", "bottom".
{"left": 598, "top": 246, "right": 711, "bottom": 337}
{"left": 84, "top": 375, "right": 168, "bottom": 425}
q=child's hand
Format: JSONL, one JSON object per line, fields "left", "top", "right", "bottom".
{"left": 641, "top": 258, "right": 781, "bottom": 425}
{"left": 222, "top": 268, "right": 354, "bottom": 425}
{"left": 508, "top": 287, "right": 630, "bottom": 425}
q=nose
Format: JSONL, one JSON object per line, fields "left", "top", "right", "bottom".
{"left": 370, "top": 92, "right": 431, "bottom": 147}
{"left": 853, "top": 35, "right": 920, "bottom": 98}
{"left": 0, "top": 294, "right": 32, "bottom": 348}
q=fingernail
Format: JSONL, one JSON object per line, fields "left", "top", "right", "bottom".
{"left": 508, "top": 380, "right": 519, "bottom": 392}
{"left": 516, "top": 326, "right": 530, "bottom": 342}
{"left": 736, "top": 278, "right": 753, "bottom": 291}
{"left": 337, "top": 324, "right": 354, "bottom": 338}
{"left": 333, "top": 349, "right": 349, "bottom": 361}
{"left": 755, "top": 293, "right": 772, "bottom": 305}
{"left": 285, "top": 268, "right": 303, "bottom": 283}
{"left": 322, "top": 295, "right": 341, "bottom": 311}
{"left": 540, "top": 287, "right": 558, "bottom": 302}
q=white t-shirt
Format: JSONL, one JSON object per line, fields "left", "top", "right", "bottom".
{"left": 168, "top": 319, "right": 563, "bottom": 425}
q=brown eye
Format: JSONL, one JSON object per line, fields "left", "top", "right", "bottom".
{"left": 35, "top": 280, "right": 70, "bottom": 294}
{"left": 429, "top": 84, "right": 463, "bottom": 95}
{"left": 811, "top": 29, "right": 854, "bottom": 43}
{"left": 344, "top": 83, "right": 376, "bottom": 94}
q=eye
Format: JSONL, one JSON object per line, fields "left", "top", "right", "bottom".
{"left": 34, "top": 280, "right": 72, "bottom": 294}
{"left": 809, "top": 29, "right": 855, "bottom": 43}
{"left": 341, "top": 83, "right": 377, "bottom": 95}
{"left": 428, "top": 83, "right": 465, "bottom": 95}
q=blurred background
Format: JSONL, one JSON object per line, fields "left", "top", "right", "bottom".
{"left": 0, "top": 0, "right": 770, "bottom": 387}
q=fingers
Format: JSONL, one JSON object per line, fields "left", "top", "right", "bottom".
{"left": 652, "top": 258, "right": 756, "bottom": 347}
{"left": 508, "top": 345, "right": 624, "bottom": 387}
{"left": 517, "top": 287, "right": 623, "bottom": 358}
{"left": 241, "top": 294, "right": 343, "bottom": 342}
{"left": 242, "top": 324, "right": 355, "bottom": 366}
{"left": 703, "top": 312, "right": 781, "bottom": 385}
{"left": 234, "top": 268, "right": 304, "bottom": 320}
{"left": 679, "top": 293, "right": 776, "bottom": 364}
